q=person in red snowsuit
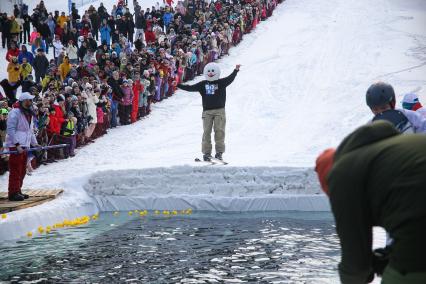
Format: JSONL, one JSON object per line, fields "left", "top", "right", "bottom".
{"left": 131, "top": 72, "right": 143, "bottom": 123}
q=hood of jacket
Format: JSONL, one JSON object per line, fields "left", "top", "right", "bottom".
{"left": 334, "top": 121, "right": 400, "bottom": 162}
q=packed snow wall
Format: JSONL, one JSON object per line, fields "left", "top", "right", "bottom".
{"left": 84, "top": 166, "right": 329, "bottom": 212}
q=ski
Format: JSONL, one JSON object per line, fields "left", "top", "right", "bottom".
{"left": 211, "top": 157, "right": 229, "bottom": 165}
{"left": 195, "top": 158, "right": 217, "bottom": 165}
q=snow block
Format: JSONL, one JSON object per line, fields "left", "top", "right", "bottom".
{"left": 85, "top": 166, "right": 329, "bottom": 212}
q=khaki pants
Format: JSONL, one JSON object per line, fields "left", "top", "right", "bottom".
{"left": 382, "top": 266, "right": 426, "bottom": 284}
{"left": 202, "top": 108, "right": 226, "bottom": 155}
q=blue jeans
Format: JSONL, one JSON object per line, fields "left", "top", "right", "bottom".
{"left": 111, "top": 100, "right": 119, "bottom": 127}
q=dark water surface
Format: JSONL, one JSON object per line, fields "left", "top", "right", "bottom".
{"left": 0, "top": 211, "right": 340, "bottom": 283}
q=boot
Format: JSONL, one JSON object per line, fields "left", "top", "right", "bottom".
{"left": 215, "top": 152, "right": 223, "bottom": 160}
{"left": 203, "top": 153, "right": 212, "bottom": 162}
{"left": 8, "top": 193, "right": 25, "bottom": 201}
{"left": 19, "top": 192, "right": 29, "bottom": 199}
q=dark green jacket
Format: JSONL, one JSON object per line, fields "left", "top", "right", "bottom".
{"left": 328, "top": 121, "right": 426, "bottom": 283}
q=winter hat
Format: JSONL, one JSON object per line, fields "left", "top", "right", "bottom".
{"left": 85, "top": 83, "right": 93, "bottom": 89}
{"left": 56, "top": 94, "right": 65, "bottom": 102}
{"left": 71, "top": 95, "right": 78, "bottom": 101}
{"left": 402, "top": 93, "right": 418, "bottom": 104}
{"left": 64, "top": 86, "right": 73, "bottom": 93}
{"left": 0, "top": 108, "right": 9, "bottom": 115}
{"left": 72, "top": 82, "right": 79, "bottom": 88}
{"left": 314, "top": 148, "right": 336, "bottom": 196}
{"left": 19, "top": 92, "right": 35, "bottom": 101}
{"left": 402, "top": 93, "right": 422, "bottom": 111}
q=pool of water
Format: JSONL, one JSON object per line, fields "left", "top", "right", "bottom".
{"left": 0, "top": 211, "right": 340, "bottom": 283}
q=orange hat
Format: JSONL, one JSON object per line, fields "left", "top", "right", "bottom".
{"left": 315, "top": 148, "right": 336, "bottom": 196}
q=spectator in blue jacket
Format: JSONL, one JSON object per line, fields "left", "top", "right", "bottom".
{"left": 100, "top": 20, "right": 111, "bottom": 47}
{"left": 163, "top": 8, "right": 174, "bottom": 27}
{"left": 18, "top": 45, "right": 34, "bottom": 65}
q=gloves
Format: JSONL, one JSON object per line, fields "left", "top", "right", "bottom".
{"left": 372, "top": 247, "right": 391, "bottom": 276}
{"left": 16, "top": 145, "right": 24, "bottom": 154}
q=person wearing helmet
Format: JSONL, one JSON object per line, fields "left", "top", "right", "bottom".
{"left": 401, "top": 93, "right": 426, "bottom": 118}
{"left": 365, "top": 82, "right": 426, "bottom": 133}
{"left": 315, "top": 121, "right": 426, "bottom": 284}
{"left": 177, "top": 63, "right": 240, "bottom": 161}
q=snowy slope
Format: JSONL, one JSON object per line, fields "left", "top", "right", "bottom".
{"left": 0, "top": 0, "right": 425, "bottom": 242}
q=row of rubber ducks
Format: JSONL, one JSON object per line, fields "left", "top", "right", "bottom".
{"left": 26, "top": 214, "right": 99, "bottom": 238}
{"left": 4, "top": 209, "right": 194, "bottom": 239}
{"left": 117, "top": 208, "right": 193, "bottom": 216}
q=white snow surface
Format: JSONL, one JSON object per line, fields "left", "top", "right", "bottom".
{"left": 1, "top": 0, "right": 425, "bottom": 244}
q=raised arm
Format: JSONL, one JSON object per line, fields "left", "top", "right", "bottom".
{"left": 177, "top": 81, "right": 202, "bottom": 92}
{"left": 219, "top": 64, "right": 241, "bottom": 88}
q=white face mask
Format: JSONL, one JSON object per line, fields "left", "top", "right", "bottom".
{"left": 203, "top": 62, "right": 221, "bottom": 82}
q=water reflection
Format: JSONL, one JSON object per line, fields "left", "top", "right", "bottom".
{"left": 0, "top": 212, "right": 340, "bottom": 283}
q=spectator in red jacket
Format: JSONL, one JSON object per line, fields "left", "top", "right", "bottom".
{"left": 6, "top": 41, "right": 20, "bottom": 62}
{"left": 48, "top": 95, "right": 66, "bottom": 135}
{"left": 47, "top": 107, "right": 62, "bottom": 134}
{"left": 144, "top": 27, "right": 156, "bottom": 44}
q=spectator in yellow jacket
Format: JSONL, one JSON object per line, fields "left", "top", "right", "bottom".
{"left": 19, "top": 57, "right": 32, "bottom": 80}
{"left": 7, "top": 57, "right": 20, "bottom": 84}
{"left": 59, "top": 56, "right": 71, "bottom": 82}
{"left": 57, "top": 12, "right": 69, "bottom": 30}
{"left": 9, "top": 16, "right": 21, "bottom": 40}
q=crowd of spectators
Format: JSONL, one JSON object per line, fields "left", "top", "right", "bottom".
{"left": 0, "top": 0, "right": 282, "bottom": 174}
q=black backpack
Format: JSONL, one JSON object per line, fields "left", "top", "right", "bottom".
{"left": 372, "top": 109, "right": 414, "bottom": 133}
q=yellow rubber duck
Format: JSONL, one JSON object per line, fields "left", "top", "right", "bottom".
{"left": 172, "top": 210, "right": 178, "bottom": 215}
{"left": 38, "top": 226, "right": 44, "bottom": 234}
{"left": 163, "top": 210, "right": 170, "bottom": 215}
{"left": 143, "top": 210, "right": 148, "bottom": 214}
{"left": 1, "top": 214, "right": 7, "bottom": 219}
{"left": 154, "top": 210, "right": 160, "bottom": 215}
{"left": 27, "top": 231, "right": 33, "bottom": 237}
{"left": 113, "top": 211, "right": 119, "bottom": 216}
{"left": 128, "top": 211, "right": 133, "bottom": 216}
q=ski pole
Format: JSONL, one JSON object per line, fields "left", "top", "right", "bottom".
{"left": 0, "top": 144, "right": 69, "bottom": 155}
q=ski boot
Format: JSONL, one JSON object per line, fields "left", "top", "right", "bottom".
{"left": 203, "top": 153, "right": 212, "bottom": 162}
{"left": 215, "top": 152, "right": 223, "bottom": 160}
